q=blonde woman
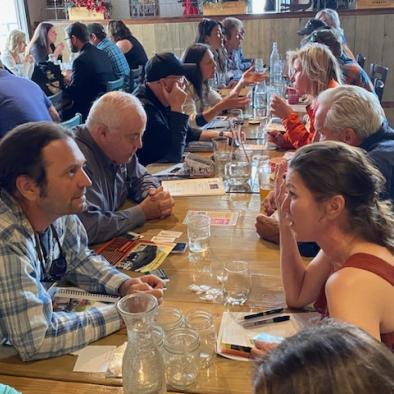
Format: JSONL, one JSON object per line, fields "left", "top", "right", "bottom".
{"left": 269, "top": 43, "right": 341, "bottom": 149}
{"left": 1, "top": 30, "right": 34, "bottom": 78}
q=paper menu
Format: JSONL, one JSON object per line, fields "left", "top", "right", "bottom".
{"left": 73, "top": 345, "right": 117, "bottom": 373}
{"left": 183, "top": 210, "right": 239, "bottom": 226}
{"left": 217, "top": 311, "right": 320, "bottom": 362}
{"left": 162, "top": 177, "right": 225, "bottom": 197}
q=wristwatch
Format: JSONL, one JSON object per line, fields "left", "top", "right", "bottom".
{"left": 218, "top": 131, "right": 225, "bottom": 137}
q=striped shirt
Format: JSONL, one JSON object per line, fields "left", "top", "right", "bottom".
{"left": 0, "top": 190, "right": 129, "bottom": 361}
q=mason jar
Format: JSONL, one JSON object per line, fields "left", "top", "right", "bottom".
{"left": 185, "top": 310, "right": 217, "bottom": 368}
{"left": 164, "top": 328, "right": 200, "bottom": 390}
{"left": 155, "top": 306, "right": 184, "bottom": 334}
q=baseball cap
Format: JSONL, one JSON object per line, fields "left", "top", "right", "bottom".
{"left": 308, "top": 29, "right": 341, "bottom": 57}
{"left": 86, "top": 23, "right": 106, "bottom": 36}
{"left": 145, "top": 52, "right": 196, "bottom": 82}
{"left": 298, "top": 19, "right": 327, "bottom": 36}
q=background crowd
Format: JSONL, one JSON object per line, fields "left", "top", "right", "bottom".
{"left": 0, "top": 8, "right": 393, "bottom": 394}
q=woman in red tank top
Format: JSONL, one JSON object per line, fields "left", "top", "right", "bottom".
{"left": 255, "top": 141, "right": 394, "bottom": 355}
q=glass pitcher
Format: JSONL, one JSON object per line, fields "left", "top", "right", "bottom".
{"left": 117, "top": 293, "right": 166, "bottom": 394}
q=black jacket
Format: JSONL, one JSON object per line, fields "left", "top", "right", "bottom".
{"left": 135, "top": 84, "right": 201, "bottom": 165}
{"left": 65, "top": 43, "right": 115, "bottom": 120}
{"left": 361, "top": 122, "right": 394, "bottom": 202}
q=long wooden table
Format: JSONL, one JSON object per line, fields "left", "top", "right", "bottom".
{"left": 0, "top": 190, "right": 284, "bottom": 393}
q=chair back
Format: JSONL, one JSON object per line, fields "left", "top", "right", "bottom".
{"left": 49, "top": 91, "right": 63, "bottom": 111}
{"left": 373, "top": 79, "right": 385, "bottom": 102}
{"left": 130, "top": 66, "right": 144, "bottom": 93}
{"left": 106, "top": 77, "right": 125, "bottom": 92}
{"left": 369, "top": 63, "right": 389, "bottom": 102}
{"left": 370, "top": 63, "right": 389, "bottom": 84}
{"left": 61, "top": 113, "right": 82, "bottom": 130}
{"left": 356, "top": 53, "right": 366, "bottom": 69}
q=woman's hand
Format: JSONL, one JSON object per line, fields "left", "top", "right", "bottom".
{"left": 240, "top": 66, "right": 268, "bottom": 86}
{"left": 267, "top": 130, "right": 287, "bottom": 148}
{"left": 274, "top": 161, "right": 290, "bottom": 225}
{"left": 53, "top": 42, "right": 64, "bottom": 59}
{"left": 24, "top": 54, "right": 34, "bottom": 64}
{"left": 221, "top": 93, "right": 250, "bottom": 111}
{"left": 270, "top": 94, "right": 293, "bottom": 120}
{"left": 251, "top": 340, "right": 278, "bottom": 358}
{"left": 263, "top": 191, "right": 277, "bottom": 216}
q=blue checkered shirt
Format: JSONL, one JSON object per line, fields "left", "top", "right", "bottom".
{"left": 97, "top": 38, "right": 130, "bottom": 80}
{"left": 0, "top": 191, "right": 130, "bottom": 361}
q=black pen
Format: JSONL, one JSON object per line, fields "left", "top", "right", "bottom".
{"left": 243, "top": 315, "right": 290, "bottom": 328}
{"left": 244, "top": 307, "right": 284, "bottom": 320}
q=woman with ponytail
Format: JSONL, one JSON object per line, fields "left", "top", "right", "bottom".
{"left": 253, "top": 141, "right": 394, "bottom": 356}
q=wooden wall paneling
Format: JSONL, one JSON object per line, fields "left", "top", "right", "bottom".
{"left": 154, "top": 22, "right": 171, "bottom": 54}
{"left": 367, "top": 15, "right": 385, "bottom": 65}
{"left": 181, "top": 21, "right": 198, "bottom": 57}
{"left": 341, "top": 15, "right": 357, "bottom": 55}
{"left": 382, "top": 14, "right": 394, "bottom": 101}
{"left": 126, "top": 23, "right": 155, "bottom": 58}
{"left": 242, "top": 19, "right": 259, "bottom": 58}
{"left": 167, "top": 21, "right": 182, "bottom": 57}
{"left": 141, "top": 24, "right": 157, "bottom": 59}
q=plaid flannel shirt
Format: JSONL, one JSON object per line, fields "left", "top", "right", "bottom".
{"left": 339, "top": 55, "right": 374, "bottom": 93}
{"left": 225, "top": 48, "right": 252, "bottom": 81}
{"left": 0, "top": 191, "right": 130, "bottom": 361}
{"left": 97, "top": 38, "right": 130, "bottom": 80}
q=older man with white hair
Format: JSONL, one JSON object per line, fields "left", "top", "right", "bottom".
{"left": 75, "top": 91, "right": 174, "bottom": 244}
{"left": 315, "top": 85, "right": 394, "bottom": 201}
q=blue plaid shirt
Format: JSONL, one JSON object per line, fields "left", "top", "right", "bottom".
{"left": 97, "top": 38, "right": 130, "bottom": 79}
{"left": 0, "top": 191, "right": 130, "bottom": 361}
{"left": 225, "top": 48, "right": 252, "bottom": 81}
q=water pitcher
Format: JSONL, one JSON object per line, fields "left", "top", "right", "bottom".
{"left": 117, "top": 293, "right": 166, "bottom": 394}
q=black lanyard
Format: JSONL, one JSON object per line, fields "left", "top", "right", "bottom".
{"left": 34, "top": 225, "right": 68, "bottom": 282}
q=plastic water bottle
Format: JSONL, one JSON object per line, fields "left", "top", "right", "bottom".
{"left": 269, "top": 42, "right": 282, "bottom": 86}
{"left": 254, "top": 81, "right": 267, "bottom": 117}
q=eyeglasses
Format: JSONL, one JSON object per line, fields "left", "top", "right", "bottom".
{"left": 166, "top": 75, "right": 186, "bottom": 84}
{"left": 35, "top": 225, "right": 68, "bottom": 283}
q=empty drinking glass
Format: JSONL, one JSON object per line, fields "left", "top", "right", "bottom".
{"left": 212, "top": 137, "right": 231, "bottom": 177}
{"left": 164, "top": 328, "right": 200, "bottom": 390}
{"left": 224, "top": 161, "right": 251, "bottom": 186}
{"left": 185, "top": 310, "right": 217, "bottom": 368}
{"left": 223, "top": 260, "right": 251, "bottom": 305}
{"left": 187, "top": 213, "right": 211, "bottom": 253}
{"left": 155, "top": 306, "right": 184, "bottom": 334}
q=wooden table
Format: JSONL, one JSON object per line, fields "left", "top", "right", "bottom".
{"left": 0, "top": 156, "right": 284, "bottom": 393}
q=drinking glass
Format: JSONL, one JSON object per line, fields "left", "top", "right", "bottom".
{"left": 164, "top": 328, "right": 200, "bottom": 390}
{"left": 254, "top": 58, "right": 265, "bottom": 72}
{"left": 222, "top": 260, "right": 251, "bottom": 305}
{"left": 224, "top": 161, "right": 251, "bottom": 186}
{"left": 185, "top": 310, "right": 217, "bottom": 368}
{"left": 155, "top": 306, "right": 184, "bottom": 334}
{"left": 212, "top": 137, "right": 231, "bottom": 177}
{"left": 258, "top": 162, "right": 273, "bottom": 200}
{"left": 187, "top": 213, "right": 211, "bottom": 253}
